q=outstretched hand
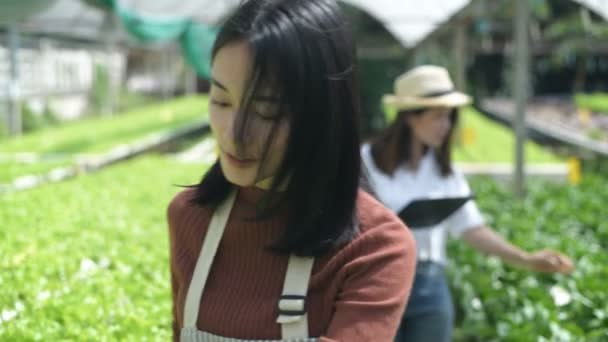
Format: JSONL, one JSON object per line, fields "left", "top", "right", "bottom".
{"left": 525, "top": 250, "right": 574, "bottom": 274}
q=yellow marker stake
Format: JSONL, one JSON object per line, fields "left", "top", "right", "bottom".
{"left": 567, "top": 157, "right": 581, "bottom": 185}
{"left": 577, "top": 108, "right": 591, "bottom": 126}
{"left": 461, "top": 127, "right": 477, "bottom": 146}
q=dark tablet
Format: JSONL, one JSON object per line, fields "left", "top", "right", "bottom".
{"left": 398, "top": 196, "right": 474, "bottom": 229}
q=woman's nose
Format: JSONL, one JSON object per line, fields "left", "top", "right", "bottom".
{"left": 225, "top": 110, "right": 254, "bottom": 146}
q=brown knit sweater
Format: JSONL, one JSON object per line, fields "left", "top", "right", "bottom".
{"left": 167, "top": 187, "right": 416, "bottom": 341}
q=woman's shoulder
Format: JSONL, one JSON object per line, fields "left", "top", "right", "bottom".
{"left": 353, "top": 189, "right": 415, "bottom": 251}
{"left": 359, "top": 142, "right": 373, "bottom": 165}
{"left": 360, "top": 142, "right": 386, "bottom": 182}
{"left": 168, "top": 187, "right": 196, "bottom": 213}
{"left": 167, "top": 187, "right": 208, "bottom": 228}
{"left": 440, "top": 161, "right": 473, "bottom": 194}
{"left": 317, "top": 189, "right": 416, "bottom": 285}
{"left": 425, "top": 150, "right": 470, "bottom": 186}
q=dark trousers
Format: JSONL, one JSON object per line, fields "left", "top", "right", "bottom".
{"left": 395, "top": 261, "right": 454, "bottom": 342}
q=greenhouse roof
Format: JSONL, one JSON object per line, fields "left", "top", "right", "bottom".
{"left": 2, "top": 0, "right": 607, "bottom": 46}
{"left": 572, "top": 0, "right": 608, "bottom": 20}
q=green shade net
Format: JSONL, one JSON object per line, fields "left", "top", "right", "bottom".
{"left": 181, "top": 23, "right": 219, "bottom": 79}
{"left": 81, "top": 0, "right": 114, "bottom": 10}
{"left": 116, "top": 7, "right": 190, "bottom": 43}
{"left": 82, "top": 0, "right": 218, "bottom": 79}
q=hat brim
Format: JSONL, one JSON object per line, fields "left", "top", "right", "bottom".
{"left": 383, "top": 91, "right": 472, "bottom": 110}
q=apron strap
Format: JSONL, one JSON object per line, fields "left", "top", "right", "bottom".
{"left": 183, "top": 190, "right": 237, "bottom": 328}
{"left": 277, "top": 255, "right": 315, "bottom": 339}
{"left": 182, "top": 188, "right": 315, "bottom": 339}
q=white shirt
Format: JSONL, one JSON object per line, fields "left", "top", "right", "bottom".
{"left": 361, "top": 143, "right": 485, "bottom": 264}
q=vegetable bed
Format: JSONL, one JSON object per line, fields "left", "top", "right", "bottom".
{"left": 0, "top": 156, "right": 207, "bottom": 340}
{"left": 0, "top": 96, "right": 209, "bottom": 184}
{"left": 451, "top": 174, "right": 608, "bottom": 341}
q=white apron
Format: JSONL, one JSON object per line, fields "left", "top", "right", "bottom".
{"left": 180, "top": 191, "right": 319, "bottom": 342}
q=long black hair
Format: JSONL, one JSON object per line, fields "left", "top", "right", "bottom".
{"left": 370, "top": 108, "right": 459, "bottom": 177}
{"left": 191, "top": 0, "right": 361, "bottom": 257}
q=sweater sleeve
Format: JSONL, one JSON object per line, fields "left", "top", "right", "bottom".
{"left": 320, "top": 215, "right": 416, "bottom": 341}
{"left": 167, "top": 191, "right": 186, "bottom": 342}
{"left": 171, "top": 268, "right": 179, "bottom": 342}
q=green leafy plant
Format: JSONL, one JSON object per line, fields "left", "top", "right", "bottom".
{"left": 450, "top": 174, "right": 608, "bottom": 341}
{"left": 587, "top": 128, "right": 604, "bottom": 141}
{"left": 0, "top": 156, "right": 207, "bottom": 340}
{"left": 453, "top": 107, "right": 562, "bottom": 163}
{"left": 0, "top": 115, "right": 8, "bottom": 139}
{"left": 575, "top": 93, "right": 608, "bottom": 114}
{"left": 88, "top": 63, "right": 111, "bottom": 115}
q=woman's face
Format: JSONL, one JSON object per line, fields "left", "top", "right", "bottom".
{"left": 404, "top": 107, "right": 453, "bottom": 148}
{"left": 209, "top": 40, "right": 289, "bottom": 188}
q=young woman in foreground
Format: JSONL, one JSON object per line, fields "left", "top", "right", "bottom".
{"left": 167, "top": 1, "right": 416, "bottom": 341}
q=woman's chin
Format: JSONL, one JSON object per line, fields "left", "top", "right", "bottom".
{"left": 425, "top": 141, "right": 443, "bottom": 149}
{"left": 220, "top": 163, "right": 257, "bottom": 187}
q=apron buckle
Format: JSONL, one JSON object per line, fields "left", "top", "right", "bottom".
{"left": 278, "top": 294, "right": 307, "bottom": 316}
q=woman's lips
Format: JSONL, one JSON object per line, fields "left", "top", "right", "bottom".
{"left": 223, "top": 151, "right": 258, "bottom": 169}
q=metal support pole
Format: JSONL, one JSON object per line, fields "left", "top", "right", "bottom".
{"left": 7, "top": 24, "right": 22, "bottom": 136}
{"left": 185, "top": 65, "right": 197, "bottom": 95}
{"left": 513, "top": 0, "right": 530, "bottom": 197}
{"left": 162, "top": 48, "right": 172, "bottom": 99}
{"left": 103, "top": 13, "right": 118, "bottom": 116}
{"left": 454, "top": 20, "right": 467, "bottom": 92}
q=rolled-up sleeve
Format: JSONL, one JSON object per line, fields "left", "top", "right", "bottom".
{"left": 446, "top": 171, "right": 485, "bottom": 238}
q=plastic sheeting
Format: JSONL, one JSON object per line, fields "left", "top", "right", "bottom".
{"left": 572, "top": 0, "right": 608, "bottom": 20}
{"left": 5, "top": 0, "right": 608, "bottom": 78}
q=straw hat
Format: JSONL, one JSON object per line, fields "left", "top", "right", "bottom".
{"left": 383, "top": 65, "right": 472, "bottom": 111}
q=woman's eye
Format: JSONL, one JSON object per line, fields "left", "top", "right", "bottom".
{"left": 253, "top": 104, "right": 280, "bottom": 121}
{"left": 211, "top": 99, "right": 230, "bottom": 108}
{"left": 255, "top": 111, "right": 278, "bottom": 121}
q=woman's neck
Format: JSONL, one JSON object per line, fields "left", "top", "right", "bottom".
{"left": 237, "top": 184, "right": 287, "bottom": 212}
{"left": 255, "top": 175, "right": 289, "bottom": 191}
{"left": 407, "top": 139, "right": 425, "bottom": 171}
{"left": 238, "top": 186, "right": 268, "bottom": 205}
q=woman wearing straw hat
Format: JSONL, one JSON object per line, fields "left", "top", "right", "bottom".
{"left": 361, "top": 65, "right": 574, "bottom": 342}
